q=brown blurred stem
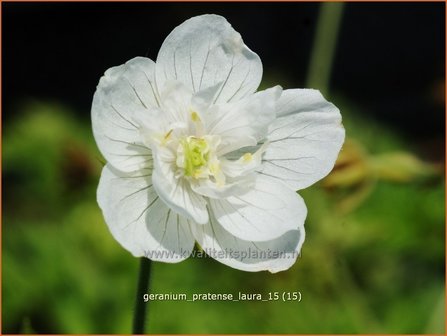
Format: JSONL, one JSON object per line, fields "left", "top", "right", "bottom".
{"left": 133, "top": 257, "right": 152, "bottom": 334}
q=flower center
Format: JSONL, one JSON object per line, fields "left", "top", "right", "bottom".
{"left": 179, "top": 136, "right": 210, "bottom": 178}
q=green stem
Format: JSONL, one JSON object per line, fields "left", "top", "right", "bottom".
{"left": 306, "top": 2, "right": 345, "bottom": 96}
{"left": 133, "top": 258, "right": 152, "bottom": 334}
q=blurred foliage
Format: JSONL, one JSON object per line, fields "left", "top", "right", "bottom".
{"left": 2, "top": 99, "right": 445, "bottom": 334}
{"left": 323, "top": 138, "right": 441, "bottom": 213}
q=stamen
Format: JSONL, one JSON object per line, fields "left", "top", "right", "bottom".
{"left": 242, "top": 153, "right": 253, "bottom": 163}
{"left": 161, "top": 129, "right": 174, "bottom": 145}
{"left": 164, "top": 129, "right": 173, "bottom": 139}
{"left": 190, "top": 110, "right": 204, "bottom": 136}
{"left": 191, "top": 111, "right": 201, "bottom": 122}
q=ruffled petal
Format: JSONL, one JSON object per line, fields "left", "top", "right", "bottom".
{"left": 220, "top": 142, "right": 267, "bottom": 178}
{"left": 155, "top": 14, "right": 262, "bottom": 103}
{"left": 209, "top": 175, "right": 307, "bottom": 242}
{"left": 191, "top": 216, "right": 305, "bottom": 273}
{"left": 260, "top": 89, "right": 345, "bottom": 190}
{"left": 92, "top": 57, "right": 161, "bottom": 172}
{"left": 152, "top": 159, "right": 208, "bottom": 225}
{"left": 191, "top": 143, "right": 266, "bottom": 199}
{"left": 191, "top": 174, "right": 255, "bottom": 199}
{"left": 159, "top": 80, "right": 193, "bottom": 127}
{"left": 206, "top": 86, "right": 282, "bottom": 155}
{"left": 97, "top": 165, "right": 194, "bottom": 262}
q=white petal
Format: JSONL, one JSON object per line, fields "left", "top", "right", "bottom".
{"left": 191, "top": 216, "right": 305, "bottom": 273}
{"left": 152, "top": 160, "right": 208, "bottom": 225}
{"left": 216, "top": 136, "right": 258, "bottom": 158}
{"left": 260, "top": 89, "right": 345, "bottom": 190}
{"left": 158, "top": 81, "right": 223, "bottom": 138}
{"left": 220, "top": 142, "right": 268, "bottom": 178}
{"left": 97, "top": 165, "right": 194, "bottom": 262}
{"left": 92, "top": 57, "right": 161, "bottom": 172}
{"left": 155, "top": 14, "right": 262, "bottom": 103}
{"left": 209, "top": 175, "right": 307, "bottom": 242}
{"left": 191, "top": 174, "right": 255, "bottom": 199}
{"left": 206, "top": 86, "right": 282, "bottom": 155}
{"left": 190, "top": 81, "right": 225, "bottom": 112}
{"left": 159, "top": 80, "right": 192, "bottom": 127}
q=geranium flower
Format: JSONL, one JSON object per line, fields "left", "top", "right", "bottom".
{"left": 92, "top": 14, "right": 344, "bottom": 273}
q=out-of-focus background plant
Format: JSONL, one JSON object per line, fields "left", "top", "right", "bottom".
{"left": 2, "top": 3, "right": 445, "bottom": 334}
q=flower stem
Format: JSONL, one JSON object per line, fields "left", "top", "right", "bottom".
{"left": 133, "top": 257, "right": 152, "bottom": 334}
{"left": 306, "top": 2, "right": 345, "bottom": 96}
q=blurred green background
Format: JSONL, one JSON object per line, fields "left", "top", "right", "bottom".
{"left": 2, "top": 2, "right": 445, "bottom": 334}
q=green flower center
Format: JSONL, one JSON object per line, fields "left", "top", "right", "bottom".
{"left": 181, "top": 136, "right": 210, "bottom": 177}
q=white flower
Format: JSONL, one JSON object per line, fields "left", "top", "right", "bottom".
{"left": 92, "top": 14, "right": 345, "bottom": 273}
